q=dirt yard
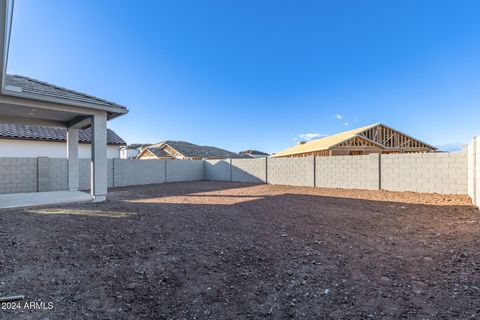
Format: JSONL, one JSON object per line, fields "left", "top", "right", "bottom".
{"left": 0, "top": 181, "right": 479, "bottom": 319}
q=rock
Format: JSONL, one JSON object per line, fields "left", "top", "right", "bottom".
{"left": 423, "top": 257, "right": 434, "bottom": 263}
{"left": 380, "top": 276, "right": 391, "bottom": 282}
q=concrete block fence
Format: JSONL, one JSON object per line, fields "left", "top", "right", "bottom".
{"left": 206, "top": 151, "right": 470, "bottom": 196}
{"left": 0, "top": 157, "right": 37, "bottom": 194}
{"left": 0, "top": 157, "right": 205, "bottom": 194}
{"left": 0, "top": 144, "right": 479, "bottom": 209}
{"left": 381, "top": 152, "right": 468, "bottom": 194}
{"left": 315, "top": 154, "right": 380, "bottom": 190}
{"left": 231, "top": 158, "right": 267, "bottom": 183}
{"left": 268, "top": 157, "right": 315, "bottom": 187}
{"left": 468, "top": 136, "right": 480, "bottom": 207}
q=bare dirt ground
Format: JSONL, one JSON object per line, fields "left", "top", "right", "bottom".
{"left": 0, "top": 181, "right": 479, "bottom": 320}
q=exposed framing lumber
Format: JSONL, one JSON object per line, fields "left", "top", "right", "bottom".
{"left": 359, "top": 124, "right": 436, "bottom": 152}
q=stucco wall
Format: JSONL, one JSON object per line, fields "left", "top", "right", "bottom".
{"left": 120, "top": 148, "right": 140, "bottom": 159}
{"left": 0, "top": 139, "right": 120, "bottom": 158}
{"left": 267, "top": 157, "right": 315, "bottom": 187}
{"left": 315, "top": 154, "right": 380, "bottom": 190}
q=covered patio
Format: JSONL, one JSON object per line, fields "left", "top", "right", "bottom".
{"left": 0, "top": 190, "right": 93, "bottom": 209}
{"left": 0, "top": 0, "right": 128, "bottom": 207}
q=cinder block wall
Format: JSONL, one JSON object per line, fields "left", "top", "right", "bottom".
{"left": 113, "top": 159, "right": 165, "bottom": 187}
{"left": 231, "top": 158, "right": 267, "bottom": 183}
{"left": 205, "top": 160, "right": 231, "bottom": 181}
{"left": 47, "top": 158, "right": 68, "bottom": 191}
{"left": 476, "top": 137, "right": 480, "bottom": 206}
{"left": 0, "top": 149, "right": 476, "bottom": 199}
{"left": 315, "top": 154, "right": 380, "bottom": 190}
{"left": 0, "top": 157, "right": 37, "bottom": 194}
{"left": 79, "top": 159, "right": 91, "bottom": 190}
{"left": 381, "top": 151, "right": 468, "bottom": 195}
{"left": 79, "top": 159, "right": 114, "bottom": 190}
{"left": 468, "top": 140, "right": 476, "bottom": 203}
{"left": 267, "top": 157, "right": 315, "bottom": 187}
{"left": 166, "top": 159, "right": 204, "bottom": 182}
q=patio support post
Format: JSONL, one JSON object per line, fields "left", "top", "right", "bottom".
{"left": 67, "top": 128, "right": 79, "bottom": 191}
{"left": 91, "top": 112, "right": 108, "bottom": 202}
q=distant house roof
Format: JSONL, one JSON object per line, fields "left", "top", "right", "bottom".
{"left": 140, "top": 140, "right": 245, "bottom": 159}
{"left": 0, "top": 123, "right": 126, "bottom": 145}
{"left": 147, "top": 147, "right": 172, "bottom": 158}
{"left": 125, "top": 143, "right": 151, "bottom": 149}
{"left": 5, "top": 74, "right": 127, "bottom": 110}
{"left": 239, "top": 150, "right": 270, "bottom": 157}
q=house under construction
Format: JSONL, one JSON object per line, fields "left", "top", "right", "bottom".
{"left": 271, "top": 123, "right": 437, "bottom": 158}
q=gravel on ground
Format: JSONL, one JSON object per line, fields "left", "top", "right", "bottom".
{"left": 0, "top": 181, "right": 478, "bottom": 319}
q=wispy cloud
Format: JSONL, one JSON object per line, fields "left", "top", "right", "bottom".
{"left": 344, "top": 122, "right": 349, "bottom": 126}
{"left": 335, "top": 114, "right": 343, "bottom": 120}
{"left": 296, "top": 133, "right": 325, "bottom": 141}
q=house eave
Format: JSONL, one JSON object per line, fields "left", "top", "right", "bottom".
{"left": 0, "top": 136, "right": 126, "bottom": 146}
{"left": 0, "top": 91, "right": 129, "bottom": 129}
{"left": 0, "top": 0, "right": 11, "bottom": 91}
{"left": 1, "top": 90, "right": 128, "bottom": 117}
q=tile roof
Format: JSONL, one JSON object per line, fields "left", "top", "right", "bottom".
{"left": 271, "top": 123, "right": 381, "bottom": 157}
{"left": 126, "top": 143, "right": 151, "bottom": 149}
{"left": 151, "top": 140, "right": 245, "bottom": 159}
{"left": 5, "top": 74, "right": 126, "bottom": 109}
{"left": 239, "top": 150, "right": 270, "bottom": 156}
{"left": 0, "top": 123, "right": 126, "bottom": 145}
{"left": 147, "top": 147, "right": 172, "bottom": 158}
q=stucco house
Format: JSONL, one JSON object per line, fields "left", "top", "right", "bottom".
{"left": 120, "top": 143, "right": 150, "bottom": 159}
{"left": 0, "top": 0, "right": 128, "bottom": 205}
{"left": 0, "top": 122, "right": 126, "bottom": 158}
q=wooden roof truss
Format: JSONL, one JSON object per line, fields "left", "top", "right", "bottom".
{"left": 333, "top": 135, "right": 383, "bottom": 149}
{"left": 358, "top": 124, "right": 436, "bottom": 151}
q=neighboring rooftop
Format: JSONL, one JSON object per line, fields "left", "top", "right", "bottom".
{"left": 125, "top": 143, "right": 151, "bottom": 149}
{"left": 147, "top": 147, "right": 172, "bottom": 158}
{"left": 5, "top": 74, "right": 127, "bottom": 110}
{"left": 239, "top": 150, "right": 270, "bottom": 157}
{"left": 139, "top": 140, "right": 245, "bottom": 159}
{"left": 0, "top": 122, "right": 126, "bottom": 145}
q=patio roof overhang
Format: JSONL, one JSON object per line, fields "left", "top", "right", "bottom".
{"left": 0, "top": 89, "right": 128, "bottom": 129}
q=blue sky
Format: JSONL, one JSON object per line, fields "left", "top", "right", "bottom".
{"left": 7, "top": 0, "right": 480, "bottom": 153}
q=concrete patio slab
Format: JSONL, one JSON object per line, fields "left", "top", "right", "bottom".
{"left": 0, "top": 191, "right": 93, "bottom": 209}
